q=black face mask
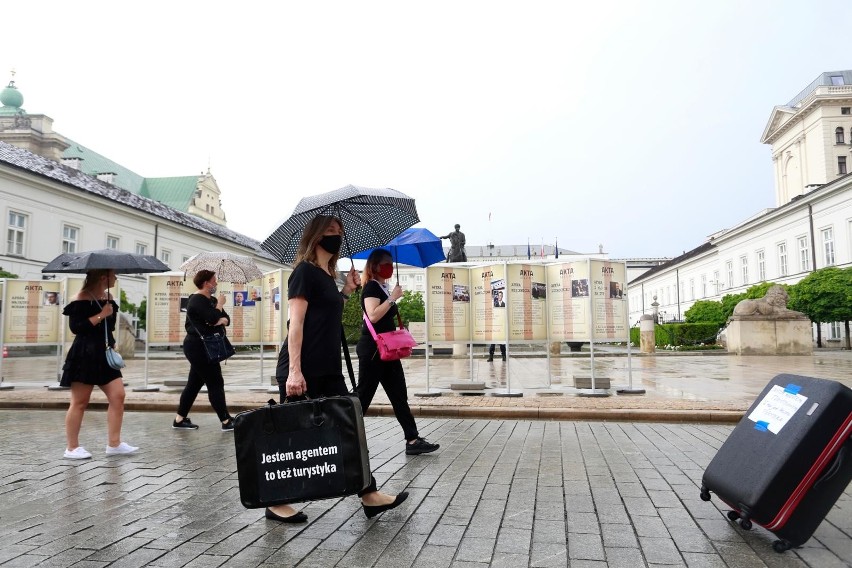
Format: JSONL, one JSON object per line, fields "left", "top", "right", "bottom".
{"left": 319, "top": 234, "right": 342, "bottom": 255}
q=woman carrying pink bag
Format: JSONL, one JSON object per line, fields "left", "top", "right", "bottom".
{"left": 356, "top": 249, "right": 439, "bottom": 456}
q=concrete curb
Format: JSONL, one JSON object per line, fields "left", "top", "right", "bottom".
{"left": 0, "top": 400, "right": 745, "bottom": 424}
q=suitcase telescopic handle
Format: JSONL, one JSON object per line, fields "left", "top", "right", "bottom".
{"left": 813, "top": 442, "right": 849, "bottom": 489}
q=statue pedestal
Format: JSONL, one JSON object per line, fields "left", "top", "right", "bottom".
{"left": 726, "top": 317, "right": 813, "bottom": 355}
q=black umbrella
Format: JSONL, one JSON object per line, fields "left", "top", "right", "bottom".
{"left": 42, "top": 249, "right": 171, "bottom": 274}
{"left": 261, "top": 184, "right": 420, "bottom": 264}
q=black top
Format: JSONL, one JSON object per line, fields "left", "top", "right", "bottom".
{"left": 60, "top": 299, "right": 122, "bottom": 386}
{"left": 184, "top": 293, "right": 230, "bottom": 340}
{"left": 360, "top": 280, "right": 399, "bottom": 340}
{"left": 277, "top": 262, "right": 344, "bottom": 379}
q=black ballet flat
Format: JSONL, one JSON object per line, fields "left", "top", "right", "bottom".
{"left": 265, "top": 507, "right": 308, "bottom": 523}
{"left": 363, "top": 491, "right": 409, "bottom": 519}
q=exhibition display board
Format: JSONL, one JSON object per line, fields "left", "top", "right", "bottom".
{"left": 425, "top": 260, "right": 628, "bottom": 345}
{"left": 426, "top": 265, "right": 471, "bottom": 342}
{"left": 1, "top": 279, "right": 65, "bottom": 345}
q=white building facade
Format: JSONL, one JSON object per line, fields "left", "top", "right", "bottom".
{"left": 629, "top": 71, "right": 852, "bottom": 343}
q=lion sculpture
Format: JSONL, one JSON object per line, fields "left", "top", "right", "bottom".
{"left": 732, "top": 285, "right": 806, "bottom": 318}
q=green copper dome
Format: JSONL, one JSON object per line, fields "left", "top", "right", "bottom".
{"left": 0, "top": 80, "right": 25, "bottom": 115}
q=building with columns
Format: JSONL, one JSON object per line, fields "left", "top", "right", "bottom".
{"left": 628, "top": 71, "right": 852, "bottom": 343}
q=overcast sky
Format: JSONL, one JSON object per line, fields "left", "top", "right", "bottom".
{"left": 3, "top": 1, "right": 851, "bottom": 259}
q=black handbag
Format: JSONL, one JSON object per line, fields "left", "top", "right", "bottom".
{"left": 191, "top": 321, "right": 236, "bottom": 363}
{"left": 233, "top": 396, "right": 371, "bottom": 507}
{"left": 233, "top": 327, "right": 368, "bottom": 508}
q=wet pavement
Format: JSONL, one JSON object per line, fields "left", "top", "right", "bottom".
{"left": 1, "top": 349, "right": 851, "bottom": 422}
{"left": 0, "top": 350, "right": 850, "bottom": 566}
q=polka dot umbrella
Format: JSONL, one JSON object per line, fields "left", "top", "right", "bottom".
{"left": 261, "top": 185, "right": 420, "bottom": 264}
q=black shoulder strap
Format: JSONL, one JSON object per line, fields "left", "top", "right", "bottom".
{"left": 340, "top": 326, "right": 357, "bottom": 392}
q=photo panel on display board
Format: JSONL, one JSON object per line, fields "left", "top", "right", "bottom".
{"left": 261, "top": 269, "right": 288, "bottom": 345}
{"left": 2, "top": 279, "right": 64, "bottom": 344}
{"left": 147, "top": 273, "right": 192, "bottom": 345}
{"left": 589, "top": 260, "right": 629, "bottom": 341}
{"left": 426, "top": 265, "right": 471, "bottom": 342}
{"left": 506, "top": 263, "right": 547, "bottom": 341}
{"left": 471, "top": 264, "right": 507, "bottom": 343}
{"left": 545, "top": 262, "right": 591, "bottom": 342}
{"left": 218, "top": 280, "right": 262, "bottom": 344}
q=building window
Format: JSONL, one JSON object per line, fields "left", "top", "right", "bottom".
{"left": 829, "top": 322, "right": 841, "bottom": 340}
{"left": 797, "top": 236, "right": 810, "bottom": 271}
{"left": 836, "top": 127, "right": 846, "bottom": 144}
{"left": 757, "top": 250, "right": 766, "bottom": 281}
{"left": 135, "top": 243, "right": 148, "bottom": 255}
{"left": 700, "top": 274, "right": 707, "bottom": 298}
{"left": 160, "top": 250, "right": 171, "bottom": 266}
{"left": 842, "top": 107, "right": 851, "bottom": 115}
{"left": 840, "top": 156, "right": 848, "bottom": 175}
{"left": 713, "top": 270, "right": 720, "bottom": 294}
{"left": 822, "top": 227, "right": 835, "bottom": 266}
{"left": 106, "top": 235, "right": 119, "bottom": 250}
{"left": 777, "top": 243, "right": 788, "bottom": 277}
{"left": 689, "top": 278, "right": 694, "bottom": 301}
{"left": 62, "top": 225, "right": 79, "bottom": 254}
{"left": 416, "top": 274, "right": 423, "bottom": 282}
{"left": 726, "top": 260, "right": 734, "bottom": 289}
{"left": 182, "top": 255, "right": 191, "bottom": 264}
{"left": 6, "top": 210, "right": 27, "bottom": 256}
{"left": 830, "top": 75, "right": 845, "bottom": 86}
{"left": 740, "top": 256, "right": 748, "bottom": 285}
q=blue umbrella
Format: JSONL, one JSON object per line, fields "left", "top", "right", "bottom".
{"left": 350, "top": 227, "right": 445, "bottom": 268}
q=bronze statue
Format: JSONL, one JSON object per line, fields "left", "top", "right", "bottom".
{"left": 440, "top": 224, "right": 467, "bottom": 262}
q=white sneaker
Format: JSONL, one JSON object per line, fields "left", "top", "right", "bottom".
{"left": 105, "top": 442, "right": 139, "bottom": 455}
{"left": 64, "top": 447, "right": 92, "bottom": 460}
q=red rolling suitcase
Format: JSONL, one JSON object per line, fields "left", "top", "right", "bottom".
{"left": 700, "top": 373, "right": 852, "bottom": 552}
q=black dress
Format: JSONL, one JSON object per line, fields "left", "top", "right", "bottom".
{"left": 60, "top": 299, "right": 122, "bottom": 387}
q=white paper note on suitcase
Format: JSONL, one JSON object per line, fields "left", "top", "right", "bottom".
{"left": 747, "top": 385, "right": 808, "bottom": 434}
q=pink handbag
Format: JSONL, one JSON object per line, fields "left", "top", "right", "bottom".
{"left": 363, "top": 312, "right": 418, "bottom": 361}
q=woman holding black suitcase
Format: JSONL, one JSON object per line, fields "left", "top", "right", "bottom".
{"left": 268, "top": 215, "right": 408, "bottom": 523}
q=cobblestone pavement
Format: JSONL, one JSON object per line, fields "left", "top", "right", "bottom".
{"left": 0, "top": 410, "right": 850, "bottom": 567}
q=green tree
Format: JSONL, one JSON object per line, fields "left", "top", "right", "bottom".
{"left": 137, "top": 298, "right": 147, "bottom": 331}
{"left": 788, "top": 267, "right": 852, "bottom": 349}
{"left": 0, "top": 268, "right": 19, "bottom": 278}
{"left": 684, "top": 300, "right": 726, "bottom": 324}
{"left": 397, "top": 290, "right": 424, "bottom": 327}
{"left": 341, "top": 288, "right": 363, "bottom": 343}
{"left": 120, "top": 290, "right": 138, "bottom": 316}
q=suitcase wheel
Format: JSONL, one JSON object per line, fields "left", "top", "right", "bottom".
{"left": 726, "top": 510, "right": 740, "bottom": 522}
{"left": 699, "top": 488, "right": 711, "bottom": 502}
{"left": 772, "top": 540, "right": 792, "bottom": 553}
{"left": 739, "top": 518, "right": 753, "bottom": 531}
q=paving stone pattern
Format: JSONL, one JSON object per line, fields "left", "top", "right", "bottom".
{"left": 0, "top": 410, "right": 849, "bottom": 567}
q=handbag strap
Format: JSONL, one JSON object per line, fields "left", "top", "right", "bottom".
{"left": 89, "top": 293, "right": 110, "bottom": 348}
{"left": 339, "top": 327, "right": 356, "bottom": 393}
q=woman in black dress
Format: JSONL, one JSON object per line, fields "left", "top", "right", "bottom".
{"left": 173, "top": 269, "right": 235, "bottom": 431}
{"left": 62, "top": 269, "right": 138, "bottom": 459}
{"left": 267, "top": 215, "right": 408, "bottom": 523}
{"left": 357, "top": 248, "right": 438, "bottom": 455}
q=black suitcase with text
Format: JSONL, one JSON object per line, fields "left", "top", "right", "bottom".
{"left": 700, "top": 373, "right": 852, "bottom": 552}
{"left": 234, "top": 396, "right": 371, "bottom": 508}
